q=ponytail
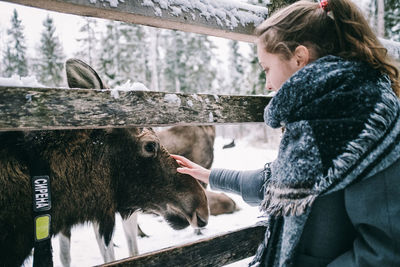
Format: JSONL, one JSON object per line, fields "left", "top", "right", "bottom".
{"left": 256, "top": 0, "right": 399, "bottom": 96}
{"left": 329, "top": 0, "right": 399, "bottom": 96}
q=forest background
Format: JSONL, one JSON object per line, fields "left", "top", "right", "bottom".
{"left": 1, "top": 0, "right": 399, "bottom": 95}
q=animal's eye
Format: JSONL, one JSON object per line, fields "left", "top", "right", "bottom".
{"left": 144, "top": 142, "right": 156, "bottom": 153}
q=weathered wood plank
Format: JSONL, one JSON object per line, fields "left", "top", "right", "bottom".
{"left": 2, "top": 0, "right": 268, "bottom": 43}
{"left": 3, "top": 0, "right": 400, "bottom": 58}
{"left": 0, "top": 86, "right": 271, "bottom": 131}
{"left": 99, "top": 224, "right": 267, "bottom": 267}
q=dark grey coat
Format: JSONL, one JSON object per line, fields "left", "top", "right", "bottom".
{"left": 210, "top": 157, "right": 400, "bottom": 266}
{"left": 210, "top": 55, "right": 400, "bottom": 267}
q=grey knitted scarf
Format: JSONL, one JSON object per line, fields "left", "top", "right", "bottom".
{"left": 251, "top": 55, "right": 400, "bottom": 267}
{"left": 261, "top": 55, "right": 400, "bottom": 217}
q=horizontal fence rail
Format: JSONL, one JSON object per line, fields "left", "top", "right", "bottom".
{"left": 0, "top": 86, "right": 271, "bottom": 131}
{"left": 2, "top": 0, "right": 269, "bottom": 43}
{"left": 3, "top": 0, "right": 400, "bottom": 59}
{"left": 100, "top": 224, "right": 267, "bottom": 267}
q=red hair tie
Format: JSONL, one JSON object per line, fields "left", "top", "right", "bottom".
{"left": 318, "top": 0, "right": 330, "bottom": 12}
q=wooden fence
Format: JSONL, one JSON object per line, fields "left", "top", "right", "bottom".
{"left": 0, "top": 0, "right": 273, "bottom": 132}
{"left": 1, "top": 0, "right": 400, "bottom": 132}
{"left": 1, "top": 0, "right": 400, "bottom": 266}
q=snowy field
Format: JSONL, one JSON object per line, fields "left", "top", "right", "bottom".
{"left": 24, "top": 135, "right": 278, "bottom": 267}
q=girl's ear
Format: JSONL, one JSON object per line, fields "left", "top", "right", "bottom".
{"left": 293, "top": 45, "right": 310, "bottom": 68}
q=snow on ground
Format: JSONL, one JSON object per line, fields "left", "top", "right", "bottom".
{"left": 24, "top": 135, "right": 277, "bottom": 267}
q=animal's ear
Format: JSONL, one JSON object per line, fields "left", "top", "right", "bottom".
{"left": 65, "top": 58, "right": 108, "bottom": 89}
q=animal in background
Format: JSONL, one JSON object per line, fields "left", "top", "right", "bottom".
{"left": 157, "top": 125, "right": 216, "bottom": 170}
{"left": 222, "top": 139, "right": 236, "bottom": 149}
{"left": 157, "top": 125, "right": 240, "bottom": 216}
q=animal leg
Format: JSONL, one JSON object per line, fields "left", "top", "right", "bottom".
{"left": 122, "top": 212, "right": 139, "bottom": 256}
{"left": 59, "top": 228, "right": 71, "bottom": 267}
{"left": 194, "top": 228, "right": 203, "bottom": 235}
{"left": 93, "top": 222, "right": 116, "bottom": 263}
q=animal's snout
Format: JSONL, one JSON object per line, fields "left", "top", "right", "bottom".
{"left": 196, "top": 214, "right": 207, "bottom": 228}
{"left": 191, "top": 209, "right": 208, "bottom": 229}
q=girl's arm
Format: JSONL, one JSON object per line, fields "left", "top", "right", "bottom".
{"left": 209, "top": 168, "right": 266, "bottom": 206}
{"left": 171, "top": 154, "right": 270, "bottom": 206}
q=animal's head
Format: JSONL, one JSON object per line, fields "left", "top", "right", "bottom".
{"left": 65, "top": 59, "right": 209, "bottom": 230}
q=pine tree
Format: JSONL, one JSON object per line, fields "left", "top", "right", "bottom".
{"left": 98, "top": 21, "right": 122, "bottom": 86}
{"left": 384, "top": 0, "right": 400, "bottom": 41}
{"left": 2, "top": 9, "right": 28, "bottom": 77}
{"left": 121, "top": 23, "right": 150, "bottom": 86}
{"left": 148, "top": 27, "right": 160, "bottom": 91}
{"left": 244, "top": 0, "right": 268, "bottom": 95}
{"left": 98, "top": 21, "right": 150, "bottom": 87}
{"left": 184, "top": 34, "right": 216, "bottom": 93}
{"left": 359, "top": 0, "right": 376, "bottom": 33}
{"left": 36, "top": 15, "right": 65, "bottom": 86}
{"left": 2, "top": 47, "right": 14, "bottom": 77}
{"left": 377, "top": 0, "right": 385, "bottom": 37}
{"left": 162, "top": 31, "right": 216, "bottom": 93}
{"left": 0, "top": 28, "right": 4, "bottom": 75}
{"left": 240, "top": 41, "right": 266, "bottom": 96}
{"left": 162, "top": 30, "right": 187, "bottom": 92}
{"left": 75, "top": 17, "right": 99, "bottom": 67}
{"left": 360, "top": 0, "right": 400, "bottom": 41}
{"left": 227, "top": 40, "right": 245, "bottom": 94}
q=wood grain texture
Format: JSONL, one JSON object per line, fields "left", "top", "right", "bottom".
{"left": 3, "top": 0, "right": 268, "bottom": 43}
{"left": 0, "top": 86, "right": 271, "bottom": 131}
{"left": 99, "top": 224, "right": 267, "bottom": 267}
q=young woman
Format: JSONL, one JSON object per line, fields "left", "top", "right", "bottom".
{"left": 172, "top": 0, "right": 400, "bottom": 266}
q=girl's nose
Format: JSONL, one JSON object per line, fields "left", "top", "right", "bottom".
{"left": 265, "top": 78, "right": 274, "bottom": 91}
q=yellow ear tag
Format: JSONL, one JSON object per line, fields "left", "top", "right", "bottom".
{"left": 35, "top": 215, "right": 50, "bottom": 241}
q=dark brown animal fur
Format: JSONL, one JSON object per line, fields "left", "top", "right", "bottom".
{"left": 0, "top": 59, "right": 208, "bottom": 267}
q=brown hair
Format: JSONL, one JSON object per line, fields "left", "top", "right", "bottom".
{"left": 256, "top": 0, "right": 400, "bottom": 96}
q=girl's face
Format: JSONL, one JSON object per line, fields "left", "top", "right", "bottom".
{"left": 257, "top": 40, "right": 303, "bottom": 91}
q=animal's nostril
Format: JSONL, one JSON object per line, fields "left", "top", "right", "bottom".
{"left": 197, "top": 214, "right": 207, "bottom": 228}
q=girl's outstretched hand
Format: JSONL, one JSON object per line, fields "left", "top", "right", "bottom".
{"left": 171, "top": 154, "right": 211, "bottom": 184}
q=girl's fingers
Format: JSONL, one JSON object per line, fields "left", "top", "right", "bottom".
{"left": 177, "top": 166, "right": 210, "bottom": 184}
{"left": 172, "top": 154, "right": 209, "bottom": 183}
{"left": 171, "top": 154, "right": 184, "bottom": 160}
{"left": 171, "top": 154, "right": 194, "bottom": 167}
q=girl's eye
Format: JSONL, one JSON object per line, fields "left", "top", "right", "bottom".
{"left": 264, "top": 68, "right": 269, "bottom": 74}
